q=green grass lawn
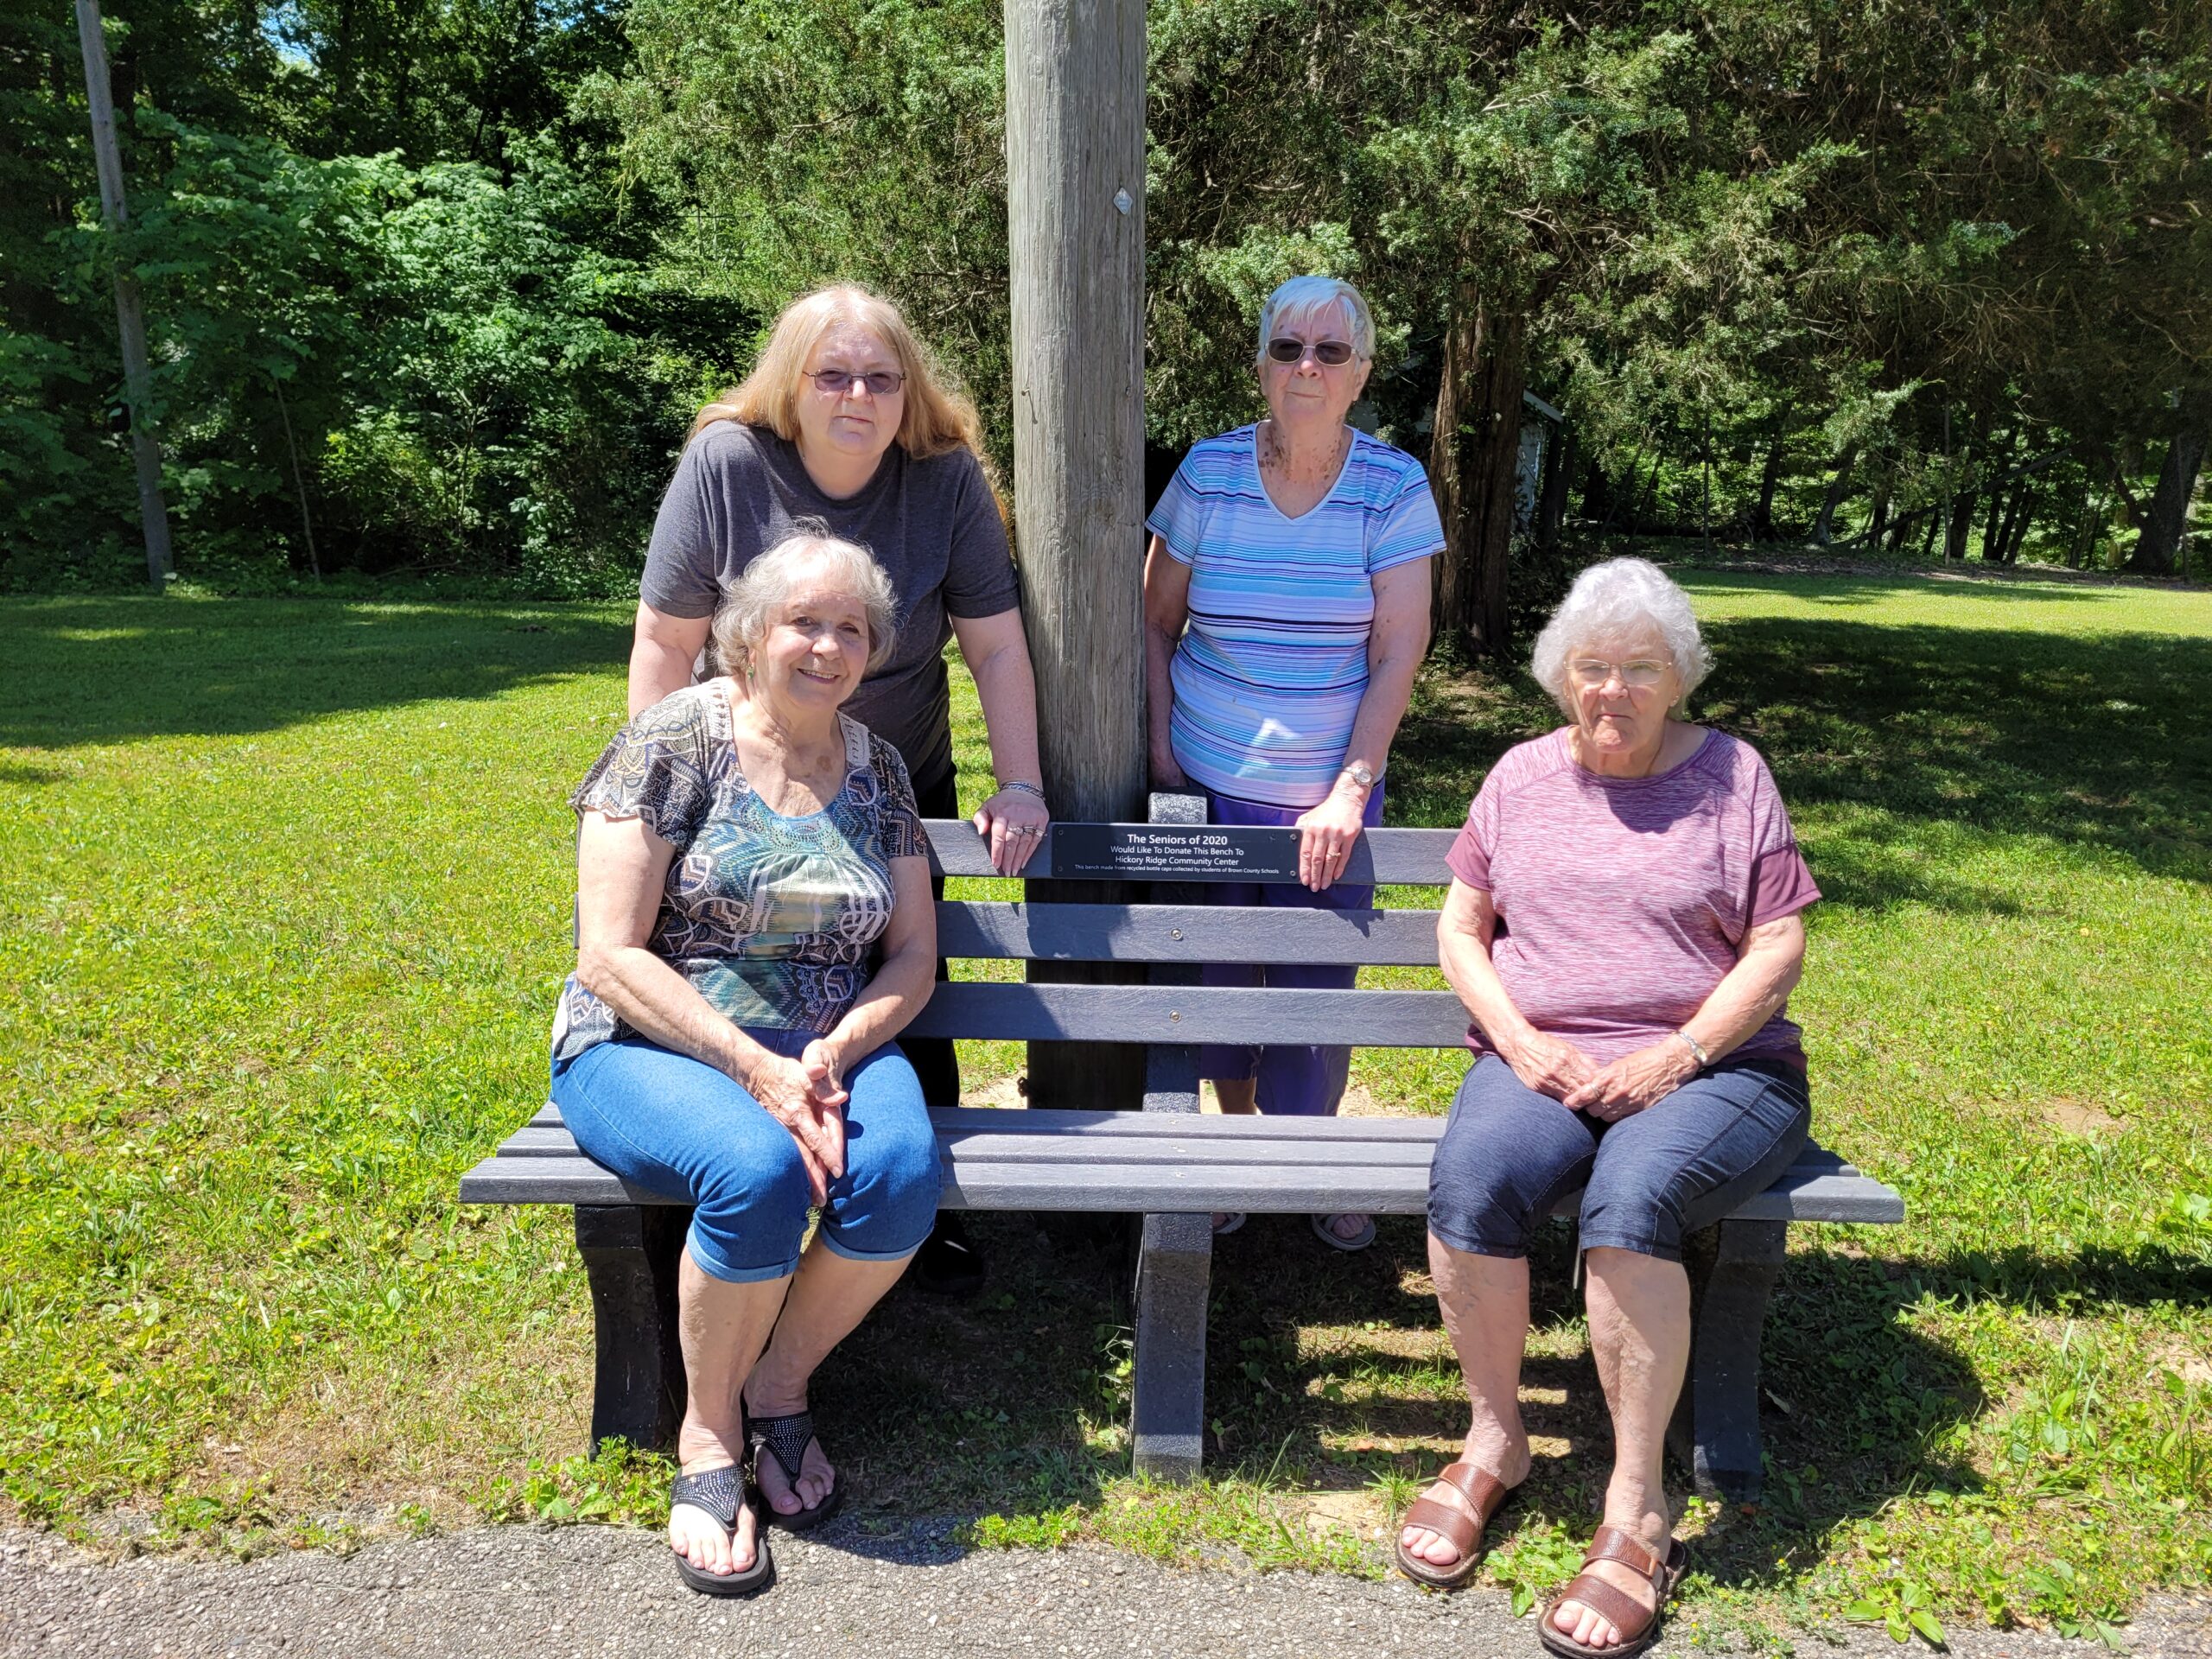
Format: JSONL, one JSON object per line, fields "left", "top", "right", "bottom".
{"left": 1, "top": 571, "right": 2206, "bottom": 1644}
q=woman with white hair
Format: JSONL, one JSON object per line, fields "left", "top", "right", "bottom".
{"left": 1142, "top": 275, "right": 1443, "bottom": 1250}
{"left": 1393, "top": 558, "right": 1818, "bottom": 1658}
{"left": 552, "top": 529, "right": 943, "bottom": 1597}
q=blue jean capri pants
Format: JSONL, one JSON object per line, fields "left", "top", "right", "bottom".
{"left": 1427, "top": 1053, "right": 1812, "bottom": 1264}
{"left": 550, "top": 1030, "right": 943, "bottom": 1284}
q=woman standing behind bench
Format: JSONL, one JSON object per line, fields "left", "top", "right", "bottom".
{"left": 553, "top": 531, "right": 940, "bottom": 1597}
{"left": 1141, "top": 275, "right": 1441, "bottom": 1252}
{"left": 1395, "top": 559, "right": 1818, "bottom": 1659}
{"left": 628, "top": 283, "right": 1048, "bottom": 1295}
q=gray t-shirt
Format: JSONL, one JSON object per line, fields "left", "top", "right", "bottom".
{"left": 640, "top": 420, "right": 1020, "bottom": 791}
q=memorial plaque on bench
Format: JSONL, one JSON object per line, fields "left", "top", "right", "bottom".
{"left": 1052, "top": 822, "right": 1299, "bottom": 881}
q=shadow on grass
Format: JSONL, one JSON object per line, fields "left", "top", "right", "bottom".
{"left": 0, "top": 596, "right": 627, "bottom": 749}
{"left": 1393, "top": 618, "right": 2212, "bottom": 896}
{"left": 807, "top": 1210, "right": 2054, "bottom": 1591}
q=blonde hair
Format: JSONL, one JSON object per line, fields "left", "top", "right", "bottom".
{"left": 712, "top": 524, "right": 900, "bottom": 678}
{"left": 690, "top": 284, "right": 986, "bottom": 462}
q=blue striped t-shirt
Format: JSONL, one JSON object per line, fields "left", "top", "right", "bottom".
{"left": 1147, "top": 425, "right": 1445, "bottom": 808}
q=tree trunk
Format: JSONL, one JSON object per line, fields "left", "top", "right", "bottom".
{"left": 1917, "top": 513, "right": 1939, "bottom": 558}
{"left": 1581, "top": 450, "right": 1612, "bottom": 527}
{"left": 2125, "top": 424, "right": 2209, "bottom": 576}
{"left": 73, "top": 0, "right": 173, "bottom": 588}
{"left": 1978, "top": 427, "right": 2016, "bottom": 560}
{"left": 1866, "top": 480, "right": 1891, "bottom": 549}
{"left": 1635, "top": 447, "right": 1664, "bottom": 534}
{"left": 1536, "top": 423, "right": 1576, "bottom": 550}
{"left": 271, "top": 373, "right": 321, "bottom": 581}
{"left": 1428, "top": 280, "right": 1526, "bottom": 658}
{"left": 1808, "top": 442, "right": 1859, "bottom": 545}
{"left": 1943, "top": 488, "right": 1978, "bottom": 561}
{"left": 1944, "top": 410, "right": 1990, "bottom": 560}
{"left": 1751, "top": 414, "right": 1789, "bottom": 541}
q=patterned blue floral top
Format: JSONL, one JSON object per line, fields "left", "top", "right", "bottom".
{"left": 550, "top": 682, "right": 928, "bottom": 1062}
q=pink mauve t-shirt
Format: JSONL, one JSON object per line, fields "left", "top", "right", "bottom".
{"left": 1446, "top": 728, "right": 1820, "bottom": 1069}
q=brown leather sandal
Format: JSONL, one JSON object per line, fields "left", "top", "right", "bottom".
{"left": 1390, "top": 1461, "right": 1517, "bottom": 1590}
{"left": 1537, "top": 1525, "right": 1689, "bottom": 1659}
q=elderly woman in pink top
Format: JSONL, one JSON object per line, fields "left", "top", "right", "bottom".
{"left": 1392, "top": 560, "right": 1818, "bottom": 1659}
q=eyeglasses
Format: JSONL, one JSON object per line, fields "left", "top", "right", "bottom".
{"left": 1266, "top": 337, "right": 1357, "bottom": 366}
{"left": 805, "top": 367, "right": 906, "bottom": 397}
{"left": 1568, "top": 658, "right": 1673, "bottom": 689}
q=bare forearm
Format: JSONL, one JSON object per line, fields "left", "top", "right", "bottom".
{"left": 628, "top": 638, "right": 698, "bottom": 717}
{"left": 1682, "top": 939, "right": 1804, "bottom": 1061}
{"left": 1440, "top": 931, "right": 1540, "bottom": 1054}
{"left": 968, "top": 643, "right": 1043, "bottom": 786}
{"left": 1342, "top": 639, "right": 1424, "bottom": 779}
{"left": 1144, "top": 621, "right": 1180, "bottom": 770}
{"left": 820, "top": 944, "right": 936, "bottom": 1076}
{"left": 578, "top": 944, "right": 769, "bottom": 1083}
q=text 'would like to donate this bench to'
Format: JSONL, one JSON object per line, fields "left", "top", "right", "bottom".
{"left": 461, "top": 794, "right": 1904, "bottom": 1503}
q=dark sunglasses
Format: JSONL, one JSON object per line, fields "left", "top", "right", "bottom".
{"left": 805, "top": 367, "right": 906, "bottom": 397}
{"left": 1266, "top": 337, "right": 1357, "bottom": 366}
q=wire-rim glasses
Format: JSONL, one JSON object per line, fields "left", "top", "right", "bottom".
{"left": 805, "top": 368, "right": 906, "bottom": 397}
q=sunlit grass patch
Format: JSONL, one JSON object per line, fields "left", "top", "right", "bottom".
{"left": 1, "top": 575, "right": 2208, "bottom": 1641}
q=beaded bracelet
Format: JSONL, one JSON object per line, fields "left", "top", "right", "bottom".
{"left": 997, "top": 779, "right": 1048, "bottom": 802}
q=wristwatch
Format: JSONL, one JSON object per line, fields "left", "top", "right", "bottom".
{"left": 1339, "top": 761, "right": 1379, "bottom": 790}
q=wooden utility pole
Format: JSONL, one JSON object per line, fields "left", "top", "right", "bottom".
{"left": 1003, "top": 0, "right": 1148, "bottom": 1114}
{"left": 74, "top": 0, "right": 173, "bottom": 588}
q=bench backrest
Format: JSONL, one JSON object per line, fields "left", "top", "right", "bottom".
{"left": 910, "top": 802, "right": 1465, "bottom": 1051}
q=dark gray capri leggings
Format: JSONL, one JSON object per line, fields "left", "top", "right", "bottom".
{"left": 1428, "top": 1053, "right": 1812, "bottom": 1264}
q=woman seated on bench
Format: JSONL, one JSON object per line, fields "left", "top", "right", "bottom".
{"left": 550, "top": 528, "right": 940, "bottom": 1598}
{"left": 1395, "top": 558, "right": 1819, "bottom": 1659}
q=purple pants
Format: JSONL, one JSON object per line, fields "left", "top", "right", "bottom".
{"left": 1197, "top": 786, "right": 1383, "bottom": 1116}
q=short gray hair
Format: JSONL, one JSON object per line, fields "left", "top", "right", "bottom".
{"left": 1255, "top": 276, "right": 1375, "bottom": 366}
{"left": 712, "top": 523, "right": 899, "bottom": 677}
{"left": 1529, "top": 557, "right": 1713, "bottom": 716}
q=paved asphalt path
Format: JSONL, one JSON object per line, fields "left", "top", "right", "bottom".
{"left": 4, "top": 1522, "right": 2208, "bottom": 1658}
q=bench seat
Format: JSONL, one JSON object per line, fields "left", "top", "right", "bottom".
{"left": 462, "top": 803, "right": 1904, "bottom": 1501}
{"left": 463, "top": 1106, "right": 1903, "bottom": 1224}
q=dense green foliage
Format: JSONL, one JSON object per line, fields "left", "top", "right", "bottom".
{"left": 3, "top": 0, "right": 2204, "bottom": 594}
{"left": 1, "top": 576, "right": 2205, "bottom": 1636}
{"left": 1, "top": 0, "right": 743, "bottom": 593}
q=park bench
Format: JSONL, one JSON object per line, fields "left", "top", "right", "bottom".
{"left": 461, "top": 794, "right": 1903, "bottom": 1503}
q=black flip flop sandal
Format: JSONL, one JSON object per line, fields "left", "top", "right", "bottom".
{"left": 669, "top": 1463, "right": 772, "bottom": 1598}
{"left": 749, "top": 1409, "right": 845, "bottom": 1531}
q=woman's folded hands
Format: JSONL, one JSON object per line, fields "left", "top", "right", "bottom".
{"left": 744, "top": 1043, "right": 851, "bottom": 1205}
{"left": 1562, "top": 1040, "right": 1700, "bottom": 1121}
{"left": 1500, "top": 1030, "right": 1699, "bottom": 1120}
{"left": 1500, "top": 1029, "right": 1599, "bottom": 1102}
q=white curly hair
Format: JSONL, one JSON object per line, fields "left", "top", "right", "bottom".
{"left": 1529, "top": 557, "right": 1713, "bottom": 716}
{"left": 712, "top": 522, "right": 899, "bottom": 678}
{"left": 1254, "top": 276, "right": 1376, "bottom": 367}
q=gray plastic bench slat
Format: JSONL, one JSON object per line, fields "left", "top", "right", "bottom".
{"left": 461, "top": 1111, "right": 1903, "bottom": 1224}
{"left": 936, "top": 901, "right": 1441, "bottom": 965}
{"left": 510, "top": 1103, "right": 1866, "bottom": 1180}
{"left": 922, "top": 819, "right": 1457, "bottom": 886}
{"left": 900, "top": 982, "right": 1469, "bottom": 1046}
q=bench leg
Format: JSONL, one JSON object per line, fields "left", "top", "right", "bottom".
{"left": 574, "top": 1204, "right": 688, "bottom": 1456}
{"left": 1668, "top": 1217, "right": 1787, "bottom": 1503}
{"left": 1131, "top": 1211, "right": 1212, "bottom": 1481}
